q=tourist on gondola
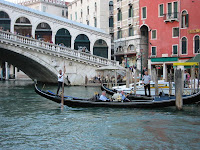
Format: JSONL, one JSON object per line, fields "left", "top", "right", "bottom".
{"left": 142, "top": 71, "right": 151, "bottom": 97}
{"left": 120, "top": 91, "right": 130, "bottom": 102}
{"left": 99, "top": 91, "right": 110, "bottom": 101}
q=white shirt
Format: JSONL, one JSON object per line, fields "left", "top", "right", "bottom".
{"left": 143, "top": 75, "right": 151, "bottom": 84}
{"left": 58, "top": 73, "right": 64, "bottom": 82}
{"left": 99, "top": 95, "right": 109, "bottom": 101}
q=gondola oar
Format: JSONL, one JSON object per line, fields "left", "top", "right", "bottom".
{"left": 61, "top": 62, "right": 66, "bottom": 109}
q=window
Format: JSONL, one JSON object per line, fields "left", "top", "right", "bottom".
{"left": 181, "top": 37, "right": 187, "bottom": 54}
{"left": 117, "top": 29, "right": 122, "bottom": 39}
{"left": 117, "top": 9, "right": 122, "bottom": 21}
{"left": 62, "top": 10, "right": 64, "bottom": 16}
{"left": 173, "top": 27, "right": 179, "bottom": 37}
{"left": 75, "top": 12, "right": 77, "bottom": 20}
{"left": 172, "top": 45, "right": 178, "bottom": 55}
{"left": 167, "top": 2, "right": 178, "bottom": 18}
{"left": 87, "top": 20, "right": 89, "bottom": 25}
{"left": 194, "top": 35, "right": 200, "bottom": 53}
{"left": 109, "top": 17, "right": 113, "bottom": 27}
{"left": 81, "top": 0, "right": 82, "bottom": 4}
{"left": 129, "top": 6, "right": 133, "bottom": 18}
{"left": 159, "top": 4, "right": 164, "bottom": 17}
{"left": 87, "top": 6, "right": 89, "bottom": 15}
{"left": 151, "top": 30, "right": 157, "bottom": 39}
{"left": 152, "top": 47, "right": 156, "bottom": 56}
{"left": 43, "top": 6, "right": 46, "bottom": 12}
{"left": 181, "top": 10, "right": 188, "bottom": 28}
{"left": 94, "top": 17, "right": 97, "bottom": 27}
{"left": 109, "top": 1, "right": 113, "bottom": 11}
{"left": 95, "top": 2, "right": 97, "bottom": 11}
{"left": 142, "top": 7, "right": 147, "bottom": 19}
{"left": 129, "top": 27, "right": 134, "bottom": 36}
{"left": 173, "top": 2, "right": 178, "bottom": 18}
{"left": 81, "top": 9, "right": 83, "bottom": 17}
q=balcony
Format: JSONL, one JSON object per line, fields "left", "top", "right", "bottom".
{"left": 116, "top": 1, "right": 122, "bottom": 9}
{"left": 127, "top": 18, "right": 133, "bottom": 25}
{"left": 109, "top": 10, "right": 113, "bottom": 16}
{"left": 164, "top": 12, "right": 179, "bottom": 22}
{"left": 109, "top": 27, "right": 114, "bottom": 33}
{"left": 117, "top": 21, "right": 122, "bottom": 28}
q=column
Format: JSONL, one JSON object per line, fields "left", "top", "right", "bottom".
{"left": 163, "top": 63, "right": 166, "bottom": 81}
{"left": 5, "top": 62, "right": 9, "bottom": 80}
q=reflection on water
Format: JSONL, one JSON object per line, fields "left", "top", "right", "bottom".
{"left": 0, "top": 81, "right": 200, "bottom": 150}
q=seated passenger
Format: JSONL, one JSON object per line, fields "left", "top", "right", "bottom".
{"left": 112, "top": 91, "right": 121, "bottom": 101}
{"left": 99, "top": 91, "right": 110, "bottom": 101}
{"left": 120, "top": 91, "right": 130, "bottom": 102}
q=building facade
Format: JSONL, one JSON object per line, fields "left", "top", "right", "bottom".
{"left": 113, "top": 0, "right": 140, "bottom": 70}
{"left": 19, "top": 0, "right": 68, "bottom": 18}
{"left": 68, "top": 0, "right": 114, "bottom": 58}
{"left": 139, "top": 0, "right": 200, "bottom": 80}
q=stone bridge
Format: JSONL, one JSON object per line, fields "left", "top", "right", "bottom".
{"left": 0, "top": 30, "right": 118, "bottom": 85}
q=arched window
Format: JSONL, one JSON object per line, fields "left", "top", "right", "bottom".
{"left": 129, "top": 5, "right": 133, "bottom": 18}
{"left": 181, "top": 37, "right": 187, "bottom": 54}
{"left": 194, "top": 35, "right": 200, "bottom": 53}
{"left": 94, "top": 17, "right": 97, "bottom": 27}
{"left": 109, "top": 1, "right": 113, "bottom": 11}
{"left": 181, "top": 10, "right": 188, "bottom": 28}
{"left": 117, "top": 9, "right": 122, "bottom": 21}
{"left": 81, "top": 9, "right": 83, "bottom": 17}
{"left": 95, "top": 2, "right": 97, "bottom": 11}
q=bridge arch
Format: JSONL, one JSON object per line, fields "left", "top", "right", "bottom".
{"left": 74, "top": 34, "right": 90, "bottom": 53}
{"left": 55, "top": 28, "right": 71, "bottom": 48}
{"left": 14, "top": 16, "right": 32, "bottom": 36}
{"left": 35, "top": 22, "right": 52, "bottom": 42}
{"left": 93, "top": 39, "right": 108, "bottom": 58}
{"left": 0, "top": 10, "right": 11, "bottom": 31}
{"left": 0, "top": 46, "right": 57, "bottom": 83}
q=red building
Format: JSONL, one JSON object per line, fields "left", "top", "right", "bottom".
{"left": 139, "top": 0, "right": 200, "bottom": 80}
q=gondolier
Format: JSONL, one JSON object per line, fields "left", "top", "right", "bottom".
{"left": 56, "top": 68, "right": 66, "bottom": 95}
{"left": 142, "top": 71, "right": 151, "bottom": 96}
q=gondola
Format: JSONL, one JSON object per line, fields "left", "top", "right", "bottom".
{"left": 35, "top": 84, "right": 200, "bottom": 108}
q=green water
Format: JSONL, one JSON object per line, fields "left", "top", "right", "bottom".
{"left": 0, "top": 81, "right": 200, "bottom": 150}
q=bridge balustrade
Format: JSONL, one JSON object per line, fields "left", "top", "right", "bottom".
{"left": 0, "top": 30, "right": 118, "bottom": 66}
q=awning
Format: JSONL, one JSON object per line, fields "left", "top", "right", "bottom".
{"left": 173, "top": 62, "right": 199, "bottom": 66}
{"left": 186, "top": 54, "right": 200, "bottom": 62}
{"left": 151, "top": 57, "right": 178, "bottom": 62}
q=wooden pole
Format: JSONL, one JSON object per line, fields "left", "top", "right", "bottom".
{"left": 169, "top": 69, "right": 172, "bottom": 96}
{"left": 175, "top": 69, "right": 183, "bottom": 110}
{"left": 126, "top": 68, "right": 130, "bottom": 88}
{"left": 198, "top": 63, "right": 200, "bottom": 92}
{"left": 115, "top": 70, "right": 117, "bottom": 86}
{"left": 191, "top": 65, "right": 195, "bottom": 94}
{"left": 61, "top": 63, "right": 66, "bottom": 109}
{"left": 134, "top": 69, "right": 137, "bottom": 95}
{"left": 152, "top": 68, "right": 158, "bottom": 96}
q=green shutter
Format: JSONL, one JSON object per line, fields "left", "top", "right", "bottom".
{"left": 160, "top": 4, "right": 163, "bottom": 16}
{"left": 142, "top": 7, "right": 146, "bottom": 19}
{"left": 186, "top": 14, "right": 189, "bottom": 27}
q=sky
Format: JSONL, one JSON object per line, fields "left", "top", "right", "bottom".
{"left": 5, "top": 0, "right": 73, "bottom": 3}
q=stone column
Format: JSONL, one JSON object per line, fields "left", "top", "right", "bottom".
{"left": 5, "top": 62, "right": 9, "bottom": 80}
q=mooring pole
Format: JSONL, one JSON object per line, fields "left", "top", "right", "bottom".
{"left": 175, "top": 69, "right": 183, "bottom": 110}
{"left": 191, "top": 65, "right": 195, "bottom": 94}
{"left": 134, "top": 69, "right": 137, "bottom": 95}
{"left": 152, "top": 68, "right": 158, "bottom": 96}
{"left": 169, "top": 69, "right": 172, "bottom": 96}
{"left": 126, "top": 68, "right": 130, "bottom": 88}
{"left": 198, "top": 63, "right": 200, "bottom": 92}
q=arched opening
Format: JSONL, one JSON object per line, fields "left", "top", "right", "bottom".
{"left": 194, "top": 35, "right": 200, "bottom": 53}
{"left": 0, "top": 11, "right": 11, "bottom": 31}
{"left": 14, "top": 17, "right": 32, "bottom": 36}
{"left": 140, "top": 25, "right": 149, "bottom": 69}
{"left": 74, "top": 34, "right": 90, "bottom": 53}
{"left": 35, "top": 22, "right": 52, "bottom": 42}
{"left": 181, "top": 10, "right": 188, "bottom": 28}
{"left": 93, "top": 39, "right": 108, "bottom": 58}
{"left": 181, "top": 37, "right": 187, "bottom": 54}
{"left": 55, "top": 28, "right": 71, "bottom": 47}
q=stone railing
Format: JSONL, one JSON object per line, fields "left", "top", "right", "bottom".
{"left": 0, "top": 30, "right": 118, "bottom": 66}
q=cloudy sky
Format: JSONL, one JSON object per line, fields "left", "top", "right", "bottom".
{"left": 6, "top": 0, "right": 73, "bottom": 3}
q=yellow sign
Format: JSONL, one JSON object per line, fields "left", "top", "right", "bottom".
{"left": 188, "top": 29, "right": 200, "bottom": 34}
{"left": 173, "top": 62, "right": 199, "bottom": 66}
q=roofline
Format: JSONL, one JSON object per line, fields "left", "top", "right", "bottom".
{"left": 1, "top": 0, "right": 108, "bottom": 36}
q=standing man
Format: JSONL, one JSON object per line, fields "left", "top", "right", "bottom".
{"left": 56, "top": 67, "right": 66, "bottom": 95}
{"left": 142, "top": 71, "right": 151, "bottom": 96}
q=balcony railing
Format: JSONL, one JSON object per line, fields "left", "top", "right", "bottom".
{"left": 109, "top": 27, "right": 114, "bottom": 33}
{"left": 164, "top": 12, "right": 179, "bottom": 22}
{"left": 127, "top": 18, "right": 133, "bottom": 25}
{"left": 109, "top": 10, "right": 113, "bottom": 16}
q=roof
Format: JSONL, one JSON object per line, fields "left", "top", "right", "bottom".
{"left": 1, "top": 0, "right": 106, "bottom": 34}
{"left": 186, "top": 54, "right": 200, "bottom": 63}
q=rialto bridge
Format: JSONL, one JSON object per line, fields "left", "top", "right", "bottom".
{"left": 0, "top": 0, "right": 118, "bottom": 85}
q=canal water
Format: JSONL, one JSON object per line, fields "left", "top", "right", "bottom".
{"left": 0, "top": 81, "right": 200, "bottom": 150}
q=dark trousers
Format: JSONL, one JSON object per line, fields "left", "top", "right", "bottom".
{"left": 57, "top": 81, "right": 63, "bottom": 95}
{"left": 144, "top": 84, "right": 151, "bottom": 96}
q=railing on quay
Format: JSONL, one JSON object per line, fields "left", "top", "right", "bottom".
{"left": 0, "top": 30, "right": 118, "bottom": 66}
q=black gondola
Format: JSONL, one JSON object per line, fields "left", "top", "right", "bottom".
{"left": 35, "top": 84, "right": 200, "bottom": 108}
